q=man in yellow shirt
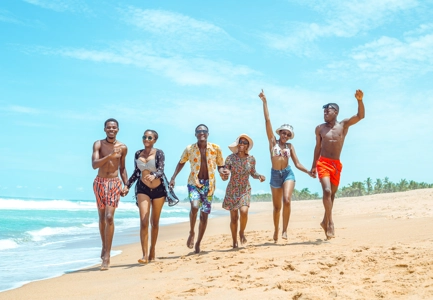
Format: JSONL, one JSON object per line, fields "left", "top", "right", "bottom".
{"left": 170, "top": 124, "right": 229, "bottom": 253}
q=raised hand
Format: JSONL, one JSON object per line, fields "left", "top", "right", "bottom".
{"left": 258, "top": 89, "right": 266, "bottom": 101}
{"left": 111, "top": 147, "right": 122, "bottom": 159}
{"left": 355, "top": 89, "right": 363, "bottom": 101}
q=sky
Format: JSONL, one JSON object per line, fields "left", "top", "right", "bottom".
{"left": 1, "top": 0, "right": 432, "bottom": 201}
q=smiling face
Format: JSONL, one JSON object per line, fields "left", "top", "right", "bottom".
{"left": 195, "top": 125, "right": 209, "bottom": 142}
{"left": 278, "top": 129, "right": 292, "bottom": 143}
{"left": 142, "top": 130, "right": 157, "bottom": 147}
{"left": 104, "top": 121, "right": 119, "bottom": 139}
{"left": 237, "top": 137, "right": 250, "bottom": 153}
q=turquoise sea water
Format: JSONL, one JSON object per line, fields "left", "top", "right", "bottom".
{"left": 0, "top": 196, "right": 190, "bottom": 292}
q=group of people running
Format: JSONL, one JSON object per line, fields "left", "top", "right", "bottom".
{"left": 91, "top": 89, "right": 365, "bottom": 270}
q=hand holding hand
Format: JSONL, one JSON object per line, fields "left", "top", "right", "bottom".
{"left": 121, "top": 186, "right": 129, "bottom": 197}
{"left": 309, "top": 168, "right": 317, "bottom": 178}
{"left": 355, "top": 89, "right": 363, "bottom": 101}
{"left": 258, "top": 89, "right": 266, "bottom": 102}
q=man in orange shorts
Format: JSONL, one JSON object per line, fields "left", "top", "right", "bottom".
{"left": 311, "top": 90, "right": 365, "bottom": 240}
{"left": 92, "top": 118, "right": 128, "bottom": 270}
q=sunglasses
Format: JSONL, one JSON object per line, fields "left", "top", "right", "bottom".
{"left": 323, "top": 104, "right": 338, "bottom": 111}
{"left": 142, "top": 135, "right": 154, "bottom": 141}
{"left": 238, "top": 140, "right": 249, "bottom": 145}
{"left": 195, "top": 130, "right": 208, "bottom": 134}
{"left": 279, "top": 131, "right": 292, "bottom": 137}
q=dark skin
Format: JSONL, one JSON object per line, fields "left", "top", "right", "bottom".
{"left": 222, "top": 138, "right": 265, "bottom": 248}
{"left": 122, "top": 131, "right": 164, "bottom": 263}
{"left": 91, "top": 121, "right": 128, "bottom": 270}
{"left": 258, "top": 89, "right": 315, "bottom": 242}
{"left": 169, "top": 126, "right": 230, "bottom": 253}
{"left": 311, "top": 89, "right": 365, "bottom": 240}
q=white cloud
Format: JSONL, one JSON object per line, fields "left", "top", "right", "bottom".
{"left": 0, "top": 9, "right": 22, "bottom": 24}
{"left": 39, "top": 45, "right": 256, "bottom": 86}
{"left": 1, "top": 105, "right": 42, "bottom": 114}
{"left": 263, "top": 0, "right": 419, "bottom": 56}
{"left": 23, "top": 0, "right": 90, "bottom": 13}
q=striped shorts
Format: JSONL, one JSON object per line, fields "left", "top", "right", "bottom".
{"left": 93, "top": 177, "right": 122, "bottom": 209}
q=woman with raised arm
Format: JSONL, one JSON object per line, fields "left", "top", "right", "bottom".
{"left": 123, "top": 129, "right": 178, "bottom": 263}
{"left": 258, "top": 89, "right": 314, "bottom": 242}
{"left": 221, "top": 134, "right": 265, "bottom": 248}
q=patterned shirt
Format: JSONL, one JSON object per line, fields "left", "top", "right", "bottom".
{"left": 179, "top": 142, "right": 224, "bottom": 196}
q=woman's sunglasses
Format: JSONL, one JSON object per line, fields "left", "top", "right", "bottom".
{"left": 142, "top": 135, "right": 153, "bottom": 141}
{"left": 238, "top": 140, "right": 249, "bottom": 145}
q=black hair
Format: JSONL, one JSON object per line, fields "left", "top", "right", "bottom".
{"left": 195, "top": 124, "right": 209, "bottom": 131}
{"left": 145, "top": 129, "right": 158, "bottom": 140}
{"left": 104, "top": 118, "right": 119, "bottom": 127}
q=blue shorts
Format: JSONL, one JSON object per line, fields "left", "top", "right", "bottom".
{"left": 187, "top": 179, "right": 213, "bottom": 214}
{"left": 270, "top": 166, "right": 295, "bottom": 188}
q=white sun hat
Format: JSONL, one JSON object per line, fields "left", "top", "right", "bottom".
{"left": 228, "top": 133, "right": 254, "bottom": 154}
{"left": 275, "top": 124, "right": 295, "bottom": 140}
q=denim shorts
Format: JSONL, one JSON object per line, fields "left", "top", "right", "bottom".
{"left": 270, "top": 166, "right": 295, "bottom": 188}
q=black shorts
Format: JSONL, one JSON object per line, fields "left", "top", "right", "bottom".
{"left": 136, "top": 180, "right": 166, "bottom": 200}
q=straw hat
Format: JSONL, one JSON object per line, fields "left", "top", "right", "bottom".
{"left": 275, "top": 124, "right": 295, "bottom": 140}
{"left": 228, "top": 133, "right": 254, "bottom": 154}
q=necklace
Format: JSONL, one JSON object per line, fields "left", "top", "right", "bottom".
{"left": 105, "top": 138, "right": 116, "bottom": 144}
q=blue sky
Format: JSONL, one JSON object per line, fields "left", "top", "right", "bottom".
{"left": 1, "top": 0, "right": 432, "bottom": 201}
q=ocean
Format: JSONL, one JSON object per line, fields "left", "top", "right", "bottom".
{"left": 0, "top": 196, "right": 191, "bottom": 292}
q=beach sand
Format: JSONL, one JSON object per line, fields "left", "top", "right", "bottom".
{"left": 3, "top": 189, "right": 433, "bottom": 299}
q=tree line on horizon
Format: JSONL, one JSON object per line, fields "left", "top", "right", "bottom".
{"left": 206, "top": 177, "right": 433, "bottom": 202}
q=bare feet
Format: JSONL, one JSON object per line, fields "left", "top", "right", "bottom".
{"left": 138, "top": 257, "right": 148, "bottom": 264}
{"left": 100, "top": 248, "right": 105, "bottom": 260}
{"left": 282, "top": 231, "right": 288, "bottom": 240}
{"left": 194, "top": 242, "right": 200, "bottom": 254}
{"left": 327, "top": 223, "right": 335, "bottom": 239}
{"left": 273, "top": 230, "right": 278, "bottom": 243}
{"left": 239, "top": 233, "right": 247, "bottom": 245}
{"left": 320, "top": 221, "right": 328, "bottom": 239}
{"left": 232, "top": 241, "right": 238, "bottom": 249}
{"left": 187, "top": 232, "right": 195, "bottom": 249}
{"left": 100, "top": 258, "right": 110, "bottom": 271}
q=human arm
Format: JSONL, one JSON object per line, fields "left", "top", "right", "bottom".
{"left": 290, "top": 144, "right": 315, "bottom": 178}
{"left": 342, "top": 89, "right": 365, "bottom": 128}
{"left": 143, "top": 149, "right": 165, "bottom": 182}
{"left": 91, "top": 140, "right": 121, "bottom": 169}
{"left": 310, "top": 126, "right": 322, "bottom": 177}
{"left": 216, "top": 146, "right": 230, "bottom": 179}
{"left": 122, "top": 150, "right": 141, "bottom": 196}
{"left": 258, "top": 89, "right": 277, "bottom": 149}
{"left": 169, "top": 161, "right": 186, "bottom": 188}
{"left": 249, "top": 156, "right": 266, "bottom": 182}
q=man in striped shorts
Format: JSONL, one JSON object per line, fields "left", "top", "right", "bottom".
{"left": 92, "top": 118, "right": 128, "bottom": 270}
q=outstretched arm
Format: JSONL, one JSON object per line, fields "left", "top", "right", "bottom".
{"left": 342, "top": 89, "right": 365, "bottom": 128}
{"left": 310, "top": 126, "right": 322, "bottom": 176}
{"left": 290, "top": 144, "right": 315, "bottom": 178}
{"left": 258, "top": 89, "right": 276, "bottom": 147}
{"left": 169, "top": 161, "right": 186, "bottom": 188}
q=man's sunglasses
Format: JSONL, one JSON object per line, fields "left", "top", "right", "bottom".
{"left": 238, "top": 140, "right": 249, "bottom": 145}
{"left": 142, "top": 135, "right": 154, "bottom": 141}
{"left": 196, "top": 130, "right": 208, "bottom": 134}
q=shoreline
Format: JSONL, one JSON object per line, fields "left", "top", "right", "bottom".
{"left": 2, "top": 189, "right": 433, "bottom": 299}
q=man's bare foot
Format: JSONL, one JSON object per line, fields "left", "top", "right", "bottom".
{"left": 187, "top": 232, "right": 195, "bottom": 249}
{"left": 282, "top": 231, "right": 288, "bottom": 240}
{"left": 138, "top": 257, "right": 148, "bottom": 264}
{"left": 194, "top": 242, "right": 200, "bottom": 254}
{"left": 240, "top": 233, "right": 247, "bottom": 245}
{"left": 327, "top": 224, "right": 335, "bottom": 239}
{"left": 320, "top": 221, "right": 328, "bottom": 238}
{"left": 100, "top": 258, "right": 110, "bottom": 271}
{"left": 273, "top": 230, "right": 278, "bottom": 243}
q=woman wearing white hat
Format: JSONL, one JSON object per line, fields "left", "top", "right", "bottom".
{"left": 258, "top": 89, "right": 314, "bottom": 242}
{"left": 222, "top": 134, "right": 265, "bottom": 248}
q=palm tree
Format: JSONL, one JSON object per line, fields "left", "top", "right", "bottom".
{"left": 365, "top": 177, "right": 373, "bottom": 195}
{"left": 374, "top": 178, "right": 383, "bottom": 194}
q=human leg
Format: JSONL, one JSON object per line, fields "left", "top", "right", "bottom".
{"left": 229, "top": 210, "right": 239, "bottom": 248}
{"left": 195, "top": 210, "right": 209, "bottom": 253}
{"left": 137, "top": 194, "right": 151, "bottom": 263}
{"left": 149, "top": 196, "right": 165, "bottom": 261}
{"left": 281, "top": 179, "right": 295, "bottom": 239}
{"left": 101, "top": 205, "right": 116, "bottom": 270}
{"left": 239, "top": 206, "right": 249, "bottom": 245}
{"left": 97, "top": 208, "right": 106, "bottom": 260}
{"left": 187, "top": 184, "right": 200, "bottom": 249}
{"left": 319, "top": 177, "right": 333, "bottom": 239}
{"left": 271, "top": 187, "right": 283, "bottom": 242}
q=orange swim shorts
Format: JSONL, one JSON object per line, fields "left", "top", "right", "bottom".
{"left": 316, "top": 156, "right": 343, "bottom": 186}
{"left": 93, "top": 177, "right": 122, "bottom": 209}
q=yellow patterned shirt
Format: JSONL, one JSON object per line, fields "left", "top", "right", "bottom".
{"left": 179, "top": 142, "right": 224, "bottom": 196}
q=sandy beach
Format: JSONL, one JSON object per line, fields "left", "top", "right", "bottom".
{"left": 3, "top": 189, "right": 432, "bottom": 299}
